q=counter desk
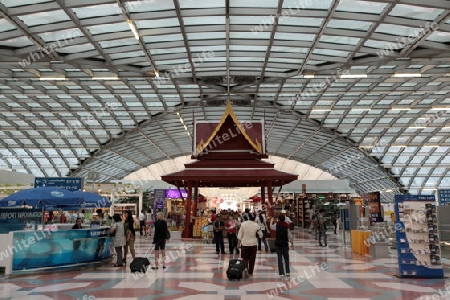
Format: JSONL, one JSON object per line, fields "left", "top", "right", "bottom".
{"left": 351, "top": 230, "right": 372, "bottom": 255}
{"left": 0, "top": 225, "right": 113, "bottom": 275}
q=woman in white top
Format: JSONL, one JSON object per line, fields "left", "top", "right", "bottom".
{"left": 255, "top": 211, "right": 269, "bottom": 251}
{"left": 237, "top": 212, "right": 263, "bottom": 278}
{"left": 110, "top": 213, "right": 126, "bottom": 267}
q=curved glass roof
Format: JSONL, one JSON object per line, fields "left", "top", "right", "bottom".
{"left": 0, "top": 0, "right": 449, "bottom": 200}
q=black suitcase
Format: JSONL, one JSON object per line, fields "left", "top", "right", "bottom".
{"left": 226, "top": 258, "right": 245, "bottom": 280}
{"left": 129, "top": 257, "right": 150, "bottom": 273}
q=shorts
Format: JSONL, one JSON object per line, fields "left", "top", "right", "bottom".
{"left": 154, "top": 240, "right": 166, "bottom": 250}
{"left": 146, "top": 221, "right": 153, "bottom": 226}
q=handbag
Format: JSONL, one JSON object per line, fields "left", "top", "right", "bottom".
{"left": 166, "top": 229, "right": 171, "bottom": 240}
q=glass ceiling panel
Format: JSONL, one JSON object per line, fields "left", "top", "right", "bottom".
{"left": 110, "top": 51, "right": 144, "bottom": 60}
{"left": 143, "top": 34, "right": 184, "bottom": 43}
{"left": 180, "top": 0, "right": 225, "bottom": 8}
{"left": 426, "top": 31, "right": 450, "bottom": 43}
{"left": 274, "top": 32, "right": 316, "bottom": 41}
{"left": 313, "top": 48, "right": 349, "bottom": 57}
{"left": 19, "top": 10, "right": 69, "bottom": 27}
{"left": 88, "top": 23, "right": 130, "bottom": 35}
{"left": 126, "top": 0, "right": 175, "bottom": 12}
{"left": 0, "top": 19, "right": 16, "bottom": 32}
{"left": 1, "top": 0, "right": 50, "bottom": 8}
{"left": 327, "top": 19, "right": 372, "bottom": 31}
{"left": 190, "top": 45, "right": 226, "bottom": 52}
{"left": 0, "top": 36, "right": 34, "bottom": 47}
{"left": 99, "top": 38, "right": 138, "bottom": 49}
{"left": 183, "top": 16, "right": 226, "bottom": 26}
{"left": 320, "top": 35, "right": 360, "bottom": 45}
{"left": 231, "top": 0, "right": 278, "bottom": 8}
{"left": 389, "top": 4, "right": 444, "bottom": 21}
{"left": 39, "top": 28, "right": 83, "bottom": 42}
{"left": 187, "top": 32, "right": 227, "bottom": 40}
{"left": 364, "top": 39, "right": 397, "bottom": 49}
{"left": 283, "top": 0, "right": 332, "bottom": 9}
{"left": 271, "top": 46, "right": 307, "bottom": 53}
{"left": 229, "top": 45, "right": 268, "bottom": 51}
{"left": 136, "top": 19, "right": 180, "bottom": 29}
{"left": 72, "top": 4, "right": 121, "bottom": 19}
{"left": 376, "top": 24, "right": 422, "bottom": 37}
{"left": 278, "top": 17, "right": 323, "bottom": 27}
{"left": 150, "top": 47, "right": 187, "bottom": 55}
{"left": 336, "top": 0, "right": 387, "bottom": 14}
{"left": 57, "top": 43, "right": 95, "bottom": 54}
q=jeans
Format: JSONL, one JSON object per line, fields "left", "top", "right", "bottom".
{"left": 214, "top": 232, "right": 225, "bottom": 253}
{"left": 319, "top": 229, "right": 327, "bottom": 246}
{"left": 276, "top": 245, "right": 290, "bottom": 275}
{"left": 227, "top": 233, "right": 238, "bottom": 254}
{"left": 115, "top": 246, "right": 123, "bottom": 265}
{"left": 257, "top": 230, "right": 269, "bottom": 250}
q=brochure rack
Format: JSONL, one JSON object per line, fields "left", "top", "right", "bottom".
{"left": 395, "top": 195, "right": 444, "bottom": 278}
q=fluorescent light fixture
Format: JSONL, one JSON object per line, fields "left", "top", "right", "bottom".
{"left": 127, "top": 20, "right": 139, "bottom": 40}
{"left": 423, "top": 145, "right": 439, "bottom": 147}
{"left": 393, "top": 73, "right": 421, "bottom": 78}
{"left": 359, "top": 145, "right": 374, "bottom": 148}
{"left": 408, "top": 126, "right": 426, "bottom": 129}
{"left": 303, "top": 74, "right": 315, "bottom": 78}
{"left": 92, "top": 76, "right": 118, "bottom": 80}
{"left": 391, "top": 107, "right": 411, "bottom": 111}
{"left": 422, "top": 188, "right": 437, "bottom": 191}
{"left": 155, "top": 71, "right": 160, "bottom": 78}
{"left": 391, "top": 145, "right": 407, "bottom": 147}
{"left": 385, "top": 189, "right": 393, "bottom": 193}
{"left": 340, "top": 74, "right": 367, "bottom": 78}
{"left": 39, "top": 77, "right": 66, "bottom": 80}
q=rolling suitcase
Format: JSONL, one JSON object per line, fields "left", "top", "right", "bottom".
{"left": 129, "top": 257, "right": 150, "bottom": 273}
{"left": 226, "top": 258, "right": 245, "bottom": 280}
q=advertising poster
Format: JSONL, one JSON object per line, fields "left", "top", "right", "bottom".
{"left": 368, "top": 191, "right": 383, "bottom": 223}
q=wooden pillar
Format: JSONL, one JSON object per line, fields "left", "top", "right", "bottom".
{"left": 183, "top": 181, "right": 193, "bottom": 238}
{"left": 192, "top": 183, "right": 198, "bottom": 220}
{"left": 268, "top": 180, "right": 274, "bottom": 217}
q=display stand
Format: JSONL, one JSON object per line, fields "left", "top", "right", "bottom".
{"left": 395, "top": 195, "right": 444, "bottom": 278}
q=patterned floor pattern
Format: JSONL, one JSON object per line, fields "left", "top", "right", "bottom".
{"left": 1, "top": 229, "right": 450, "bottom": 300}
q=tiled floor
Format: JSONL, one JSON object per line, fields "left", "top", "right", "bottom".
{"left": 1, "top": 229, "right": 450, "bottom": 300}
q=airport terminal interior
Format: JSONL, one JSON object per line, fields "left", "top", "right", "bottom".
{"left": 1, "top": 0, "right": 450, "bottom": 299}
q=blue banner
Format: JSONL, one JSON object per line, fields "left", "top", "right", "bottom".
{"left": 11, "top": 228, "right": 112, "bottom": 271}
{"left": 34, "top": 177, "right": 83, "bottom": 191}
{"left": 0, "top": 209, "right": 42, "bottom": 234}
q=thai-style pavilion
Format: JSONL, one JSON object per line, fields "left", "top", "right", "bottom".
{"left": 162, "top": 102, "right": 297, "bottom": 238}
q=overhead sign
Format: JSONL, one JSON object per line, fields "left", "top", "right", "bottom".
{"left": 34, "top": 177, "right": 83, "bottom": 191}
{"left": 368, "top": 191, "right": 383, "bottom": 223}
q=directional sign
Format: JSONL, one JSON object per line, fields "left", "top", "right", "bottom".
{"left": 34, "top": 177, "right": 83, "bottom": 191}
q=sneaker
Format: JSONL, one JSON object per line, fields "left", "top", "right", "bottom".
{"left": 279, "top": 274, "right": 285, "bottom": 278}
{"left": 286, "top": 273, "right": 290, "bottom": 276}
{"left": 243, "top": 269, "right": 249, "bottom": 278}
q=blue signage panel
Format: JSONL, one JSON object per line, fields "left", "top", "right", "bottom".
{"left": 438, "top": 189, "right": 450, "bottom": 205}
{"left": 0, "top": 208, "right": 42, "bottom": 234}
{"left": 34, "top": 177, "right": 83, "bottom": 191}
{"left": 11, "top": 228, "right": 112, "bottom": 272}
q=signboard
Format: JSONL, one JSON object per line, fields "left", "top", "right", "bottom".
{"left": 438, "top": 189, "right": 450, "bottom": 205}
{"left": 353, "top": 197, "right": 365, "bottom": 217}
{"left": 154, "top": 189, "right": 166, "bottom": 214}
{"left": 0, "top": 208, "right": 42, "bottom": 234}
{"left": 368, "top": 191, "right": 383, "bottom": 224}
{"left": 34, "top": 177, "right": 83, "bottom": 191}
{"left": 165, "top": 189, "right": 187, "bottom": 199}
